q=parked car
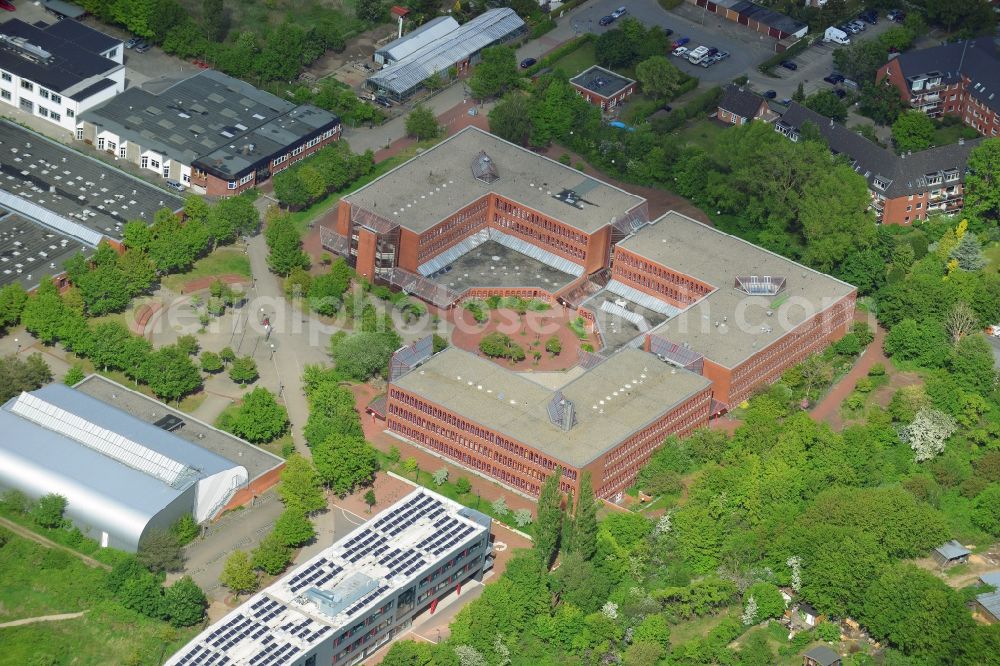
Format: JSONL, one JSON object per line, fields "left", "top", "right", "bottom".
{"left": 672, "top": 37, "right": 690, "bottom": 48}
{"left": 779, "top": 98, "right": 793, "bottom": 106}
{"left": 715, "top": 50, "right": 730, "bottom": 61}
{"left": 124, "top": 37, "right": 141, "bottom": 49}
{"left": 599, "top": 15, "right": 614, "bottom": 25}
{"left": 374, "top": 96, "right": 392, "bottom": 108}
{"left": 663, "top": 28, "right": 674, "bottom": 36}
{"left": 706, "top": 47, "right": 719, "bottom": 56}
{"left": 0, "top": 1, "right": 15, "bottom": 11}
{"left": 134, "top": 40, "right": 151, "bottom": 53}
{"left": 764, "top": 90, "right": 777, "bottom": 99}
{"left": 850, "top": 20, "right": 867, "bottom": 31}
{"left": 887, "top": 9, "right": 905, "bottom": 22}
{"left": 859, "top": 10, "right": 878, "bottom": 24}
{"left": 520, "top": 57, "right": 537, "bottom": 68}
{"left": 700, "top": 56, "right": 717, "bottom": 67}
{"left": 824, "top": 72, "right": 845, "bottom": 84}
{"left": 833, "top": 88, "right": 847, "bottom": 99}
{"left": 611, "top": 6, "right": 627, "bottom": 18}
{"left": 672, "top": 46, "right": 689, "bottom": 57}
{"left": 165, "top": 180, "right": 186, "bottom": 192}
{"left": 780, "top": 60, "right": 798, "bottom": 70}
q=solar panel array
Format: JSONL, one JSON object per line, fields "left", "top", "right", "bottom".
{"left": 648, "top": 335, "right": 705, "bottom": 372}
{"left": 369, "top": 492, "right": 446, "bottom": 536}
{"left": 389, "top": 335, "right": 435, "bottom": 382}
{"left": 415, "top": 516, "right": 477, "bottom": 556}
{"left": 9, "top": 391, "right": 195, "bottom": 487}
{"left": 286, "top": 558, "right": 344, "bottom": 594}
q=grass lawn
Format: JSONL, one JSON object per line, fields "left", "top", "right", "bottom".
{"left": 161, "top": 247, "right": 251, "bottom": 293}
{"left": 668, "top": 605, "right": 739, "bottom": 646}
{"left": 547, "top": 41, "right": 598, "bottom": 77}
{"left": 177, "top": 391, "right": 208, "bottom": 415}
{"left": 674, "top": 118, "right": 726, "bottom": 152}
{"left": 0, "top": 534, "right": 110, "bottom": 622}
{"left": 984, "top": 242, "right": 1000, "bottom": 272}
{"left": 932, "top": 122, "right": 980, "bottom": 147}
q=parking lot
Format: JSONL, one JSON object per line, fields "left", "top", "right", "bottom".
{"left": 561, "top": 0, "right": 780, "bottom": 83}
{"left": 745, "top": 15, "right": 897, "bottom": 100}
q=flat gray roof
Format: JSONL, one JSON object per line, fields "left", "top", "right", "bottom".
{"left": 570, "top": 66, "right": 635, "bottom": 98}
{"left": 0, "top": 210, "right": 88, "bottom": 289}
{"left": 624, "top": 212, "right": 855, "bottom": 369}
{"left": 343, "top": 126, "right": 645, "bottom": 235}
{"left": 393, "top": 346, "right": 710, "bottom": 467}
{"left": 376, "top": 16, "right": 459, "bottom": 62}
{"left": 75, "top": 375, "right": 283, "bottom": 481}
{"left": 82, "top": 70, "right": 339, "bottom": 180}
{"left": 0, "top": 119, "right": 183, "bottom": 241}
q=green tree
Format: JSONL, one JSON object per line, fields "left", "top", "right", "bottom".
{"left": 229, "top": 387, "right": 288, "bottom": 443}
{"left": 860, "top": 82, "right": 905, "bottom": 125}
{"left": 220, "top": 346, "right": 236, "bottom": 364}
{"left": 63, "top": 363, "right": 85, "bottom": 386}
{"left": 739, "top": 631, "right": 775, "bottom": 666}
{"left": 950, "top": 231, "right": 986, "bottom": 271}
{"left": 405, "top": 105, "right": 440, "bottom": 140}
{"left": 792, "top": 81, "right": 806, "bottom": 103}
{"left": 635, "top": 55, "right": 684, "bottom": 99}
{"left": 117, "top": 249, "right": 157, "bottom": 297}
{"left": 202, "top": 0, "right": 227, "bottom": 41}
{"left": 220, "top": 551, "right": 258, "bottom": 599}
{"left": 265, "top": 214, "right": 308, "bottom": 276}
{"left": 744, "top": 582, "right": 786, "bottom": 621}
{"left": 330, "top": 330, "right": 402, "bottom": 380}
{"left": 971, "top": 484, "right": 1000, "bottom": 536}
{"left": 949, "top": 334, "right": 997, "bottom": 396}
{"left": 364, "top": 489, "right": 376, "bottom": 513}
{"left": 468, "top": 45, "right": 518, "bottom": 99}
{"left": 312, "top": 434, "right": 379, "bottom": 495}
{"left": 139, "top": 345, "right": 202, "bottom": 401}
{"left": 832, "top": 39, "right": 890, "bottom": 84}
{"left": 200, "top": 350, "right": 223, "bottom": 373}
{"left": 381, "top": 641, "right": 434, "bottom": 666}
{"left": 0, "top": 353, "right": 54, "bottom": 403}
{"left": 456, "top": 477, "right": 472, "bottom": 494}
{"left": 171, "top": 514, "right": 199, "bottom": 545}
{"left": 278, "top": 454, "right": 326, "bottom": 513}
{"left": 89, "top": 321, "right": 133, "bottom": 371}
{"left": 118, "top": 569, "right": 166, "bottom": 620}
{"left": 804, "top": 90, "right": 848, "bottom": 122}
{"left": 251, "top": 532, "right": 292, "bottom": 574}
{"left": 965, "top": 138, "right": 1000, "bottom": 221}
{"left": 21, "top": 279, "right": 68, "bottom": 344}
{"left": 0, "top": 282, "right": 27, "bottom": 330}
{"left": 273, "top": 507, "right": 316, "bottom": 547}
{"left": 596, "top": 26, "right": 637, "bottom": 68}
{"left": 488, "top": 93, "right": 533, "bottom": 145}
{"left": 535, "top": 467, "right": 563, "bottom": 567}
{"left": 861, "top": 563, "right": 974, "bottom": 660}
{"left": 137, "top": 528, "right": 185, "bottom": 573}
{"left": 892, "top": 111, "right": 935, "bottom": 153}
{"left": 228, "top": 356, "right": 259, "bottom": 385}
{"left": 356, "top": 0, "right": 385, "bottom": 22}
{"left": 32, "top": 493, "right": 67, "bottom": 529}
{"left": 569, "top": 471, "right": 598, "bottom": 560}
{"left": 163, "top": 576, "right": 207, "bottom": 627}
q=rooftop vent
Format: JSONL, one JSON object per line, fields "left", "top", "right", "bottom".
{"left": 471, "top": 151, "right": 499, "bottom": 184}
{"left": 0, "top": 35, "right": 53, "bottom": 64}
{"left": 735, "top": 275, "right": 786, "bottom": 296}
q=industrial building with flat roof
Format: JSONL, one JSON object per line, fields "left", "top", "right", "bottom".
{"left": 78, "top": 70, "right": 341, "bottom": 197}
{"left": 0, "top": 18, "right": 124, "bottom": 133}
{"left": 322, "top": 126, "right": 647, "bottom": 306}
{"left": 387, "top": 345, "right": 713, "bottom": 499}
{"left": 330, "top": 129, "right": 854, "bottom": 500}
{"left": 366, "top": 8, "right": 526, "bottom": 101}
{"left": 167, "top": 488, "right": 491, "bottom": 666}
{"left": 0, "top": 119, "right": 183, "bottom": 288}
{"left": 374, "top": 16, "right": 460, "bottom": 66}
{"left": 0, "top": 378, "right": 269, "bottom": 551}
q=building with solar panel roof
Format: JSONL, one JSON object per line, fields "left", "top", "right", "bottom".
{"left": 166, "top": 487, "right": 491, "bottom": 666}
{"left": 0, "top": 377, "right": 286, "bottom": 552}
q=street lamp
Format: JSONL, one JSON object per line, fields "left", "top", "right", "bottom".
{"left": 14, "top": 337, "right": 19, "bottom": 354}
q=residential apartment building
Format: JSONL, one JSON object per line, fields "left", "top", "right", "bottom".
{"left": 570, "top": 66, "right": 636, "bottom": 111}
{"left": 776, "top": 102, "right": 982, "bottom": 224}
{"left": 877, "top": 37, "right": 1000, "bottom": 138}
{"left": 78, "top": 69, "right": 340, "bottom": 196}
{"left": 166, "top": 488, "right": 491, "bottom": 666}
{"left": 0, "top": 18, "right": 123, "bottom": 133}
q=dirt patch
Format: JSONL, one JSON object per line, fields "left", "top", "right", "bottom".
{"left": 870, "top": 370, "right": 922, "bottom": 409}
{"left": 449, "top": 306, "right": 597, "bottom": 372}
{"left": 180, "top": 274, "right": 250, "bottom": 294}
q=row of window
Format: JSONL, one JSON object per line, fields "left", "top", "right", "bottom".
{"left": 613, "top": 249, "right": 711, "bottom": 297}
{"left": 493, "top": 197, "right": 588, "bottom": 245}
{"left": 603, "top": 391, "right": 710, "bottom": 470}
{"left": 493, "top": 214, "right": 587, "bottom": 260}
{"left": 418, "top": 212, "right": 489, "bottom": 260}
{"left": 227, "top": 172, "right": 254, "bottom": 189}
{"left": 613, "top": 265, "right": 698, "bottom": 306}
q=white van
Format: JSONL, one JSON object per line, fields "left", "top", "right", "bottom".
{"left": 824, "top": 26, "right": 851, "bottom": 44}
{"left": 687, "top": 45, "right": 710, "bottom": 64}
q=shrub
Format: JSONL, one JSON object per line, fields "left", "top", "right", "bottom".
{"left": 479, "top": 332, "right": 526, "bottom": 361}
{"left": 569, "top": 317, "right": 588, "bottom": 339}
{"left": 855, "top": 378, "right": 874, "bottom": 393}
{"left": 545, "top": 335, "right": 562, "bottom": 355}
{"left": 868, "top": 363, "right": 886, "bottom": 377}
{"left": 463, "top": 299, "right": 488, "bottom": 323}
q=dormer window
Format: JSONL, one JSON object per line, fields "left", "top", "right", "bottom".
{"left": 945, "top": 169, "right": 959, "bottom": 181}
{"left": 873, "top": 177, "right": 888, "bottom": 190}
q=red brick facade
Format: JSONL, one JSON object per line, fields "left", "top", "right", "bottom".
{"left": 572, "top": 81, "right": 636, "bottom": 111}
{"left": 194, "top": 125, "right": 342, "bottom": 197}
{"left": 386, "top": 383, "right": 712, "bottom": 499}
{"left": 878, "top": 59, "right": 1000, "bottom": 138}
{"left": 611, "top": 246, "right": 713, "bottom": 307}
{"left": 875, "top": 184, "right": 965, "bottom": 226}
{"left": 717, "top": 101, "right": 769, "bottom": 126}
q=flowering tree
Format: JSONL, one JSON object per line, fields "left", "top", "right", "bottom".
{"left": 742, "top": 594, "right": 758, "bottom": 625}
{"left": 432, "top": 467, "right": 448, "bottom": 486}
{"left": 491, "top": 496, "right": 509, "bottom": 516}
{"left": 900, "top": 408, "right": 958, "bottom": 462}
{"left": 455, "top": 645, "right": 488, "bottom": 666}
{"left": 601, "top": 601, "right": 619, "bottom": 619}
{"left": 787, "top": 556, "right": 802, "bottom": 592}
{"left": 513, "top": 509, "right": 533, "bottom": 527}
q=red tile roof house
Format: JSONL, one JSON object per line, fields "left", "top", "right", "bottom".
{"left": 877, "top": 37, "right": 1000, "bottom": 138}
{"left": 717, "top": 84, "right": 776, "bottom": 125}
{"left": 570, "top": 66, "right": 636, "bottom": 111}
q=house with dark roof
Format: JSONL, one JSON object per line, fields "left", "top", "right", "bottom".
{"left": 877, "top": 38, "right": 1000, "bottom": 138}
{"left": 776, "top": 102, "right": 982, "bottom": 224}
{"left": 717, "top": 84, "right": 774, "bottom": 125}
{"left": 933, "top": 539, "right": 972, "bottom": 567}
{"left": 803, "top": 646, "right": 842, "bottom": 666}
{"left": 0, "top": 18, "right": 123, "bottom": 134}
{"left": 570, "top": 65, "right": 636, "bottom": 111}
{"left": 79, "top": 69, "right": 341, "bottom": 197}
{"left": 975, "top": 572, "right": 1000, "bottom": 624}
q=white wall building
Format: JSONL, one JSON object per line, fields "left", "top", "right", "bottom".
{"left": 0, "top": 18, "right": 123, "bottom": 134}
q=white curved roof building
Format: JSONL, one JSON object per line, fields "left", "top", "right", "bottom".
{"left": 0, "top": 382, "right": 249, "bottom": 551}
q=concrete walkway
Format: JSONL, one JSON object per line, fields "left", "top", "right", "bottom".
{"left": 0, "top": 516, "right": 110, "bottom": 571}
{"left": 0, "top": 612, "right": 88, "bottom": 628}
